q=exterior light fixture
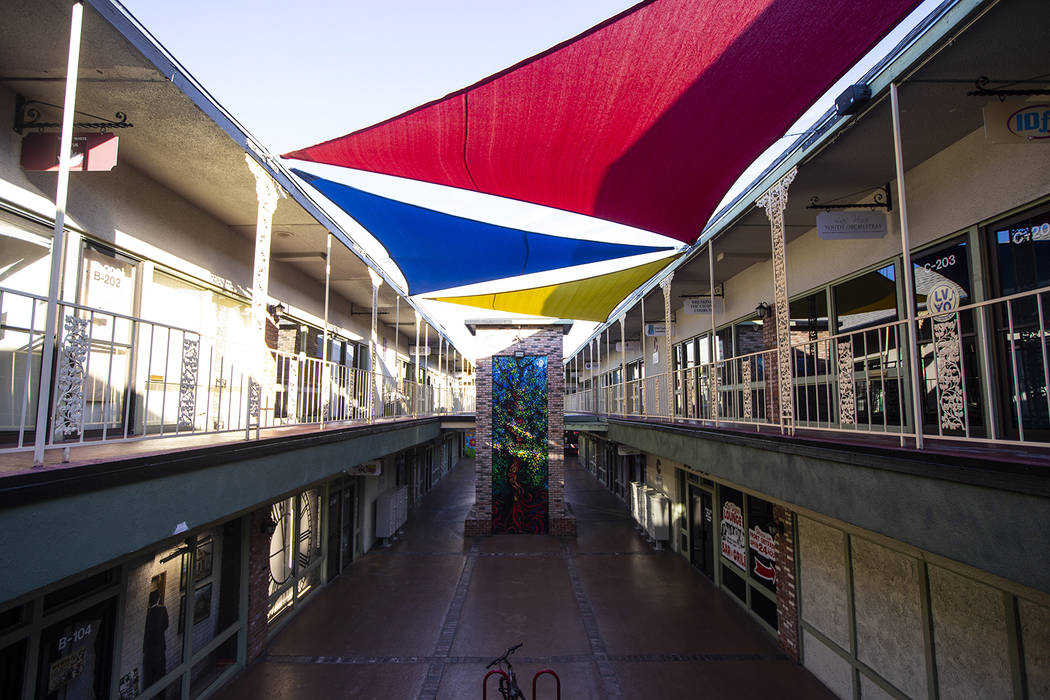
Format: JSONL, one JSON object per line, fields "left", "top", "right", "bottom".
{"left": 267, "top": 302, "right": 286, "bottom": 323}
{"left": 260, "top": 516, "right": 277, "bottom": 536}
{"left": 755, "top": 302, "right": 772, "bottom": 319}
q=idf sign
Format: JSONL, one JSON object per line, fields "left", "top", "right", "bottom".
{"left": 817, "top": 210, "right": 887, "bottom": 240}
{"left": 410, "top": 345, "right": 432, "bottom": 356}
{"left": 984, "top": 100, "right": 1050, "bottom": 143}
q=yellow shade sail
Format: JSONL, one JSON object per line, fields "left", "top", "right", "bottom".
{"left": 428, "top": 255, "right": 680, "bottom": 322}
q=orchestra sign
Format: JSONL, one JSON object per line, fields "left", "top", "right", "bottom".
{"left": 21, "top": 132, "right": 119, "bottom": 171}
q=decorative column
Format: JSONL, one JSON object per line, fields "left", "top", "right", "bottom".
{"left": 640, "top": 296, "right": 647, "bottom": 416}
{"left": 661, "top": 273, "right": 674, "bottom": 418}
{"left": 245, "top": 155, "right": 282, "bottom": 432}
{"left": 321, "top": 233, "right": 332, "bottom": 425}
{"left": 414, "top": 311, "right": 421, "bottom": 417}
{"left": 709, "top": 243, "right": 719, "bottom": 425}
{"left": 756, "top": 166, "right": 797, "bottom": 433}
{"left": 619, "top": 315, "right": 627, "bottom": 415}
{"left": 368, "top": 269, "right": 383, "bottom": 422}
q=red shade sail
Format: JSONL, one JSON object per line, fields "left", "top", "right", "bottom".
{"left": 284, "top": 0, "right": 919, "bottom": 244}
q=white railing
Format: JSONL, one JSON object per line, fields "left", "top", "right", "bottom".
{"left": 0, "top": 286, "right": 474, "bottom": 455}
{"left": 566, "top": 285, "right": 1050, "bottom": 451}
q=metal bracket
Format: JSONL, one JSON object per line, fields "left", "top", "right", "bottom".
{"left": 807, "top": 184, "right": 891, "bottom": 212}
{"left": 968, "top": 76, "right": 1050, "bottom": 99}
{"left": 14, "top": 93, "right": 133, "bottom": 134}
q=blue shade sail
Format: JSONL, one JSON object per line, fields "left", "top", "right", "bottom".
{"left": 293, "top": 170, "right": 676, "bottom": 295}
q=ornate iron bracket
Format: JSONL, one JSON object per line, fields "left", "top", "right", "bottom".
{"left": 807, "top": 184, "right": 891, "bottom": 212}
{"left": 968, "top": 76, "right": 1050, "bottom": 99}
{"left": 14, "top": 94, "right": 133, "bottom": 134}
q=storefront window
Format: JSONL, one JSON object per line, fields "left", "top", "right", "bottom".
{"left": 719, "top": 486, "right": 747, "bottom": 603}
{"left": 834, "top": 264, "right": 898, "bottom": 334}
{"left": 989, "top": 206, "right": 1050, "bottom": 435}
{"left": 38, "top": 598, "right": 117, "bottom": 700}
{"left": 268, "top": 489, "right": 323, "bottom": 623}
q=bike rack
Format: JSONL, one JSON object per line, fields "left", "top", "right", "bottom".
{"left": 533, "top": 669, "right": 561, "bottom": 699}
{"left": 483, "top": 669, "right": 510, "bottom": 699}
{"left": 482, "top": 669, "right": 562, "bottom": 699}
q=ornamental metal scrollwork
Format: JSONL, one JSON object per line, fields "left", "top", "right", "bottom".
{"left": 54, "top": 315, "right": 89, "bottom": 438}
{"left": 178, "top": 338, "right": 199, "bottom": 429}
{"left": 756, "top": 167, "right": 798, "bottom": 427}
{"left": 933, "top": 313, "right": 964, "bottom": 431}
{"left": 837, "top": 338, "right": 857, "bottom": 426}
{"left": 742, "top": 359, "right": 753, "bottom": 421}
{"left": 286, "top": 359, "right": 299, "bottom": 423}
{"left": 248, "top": 378, "right": 262, "bottom": 421}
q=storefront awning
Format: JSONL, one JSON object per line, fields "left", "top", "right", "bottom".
{"left": 295, "top": 170, "right": 676, "bottom": 295}
{"left": 429, "top": 255, "right": 680, "bottom": 322}
{"left": 284, "top": 0, "right": 920, "bottom": 244}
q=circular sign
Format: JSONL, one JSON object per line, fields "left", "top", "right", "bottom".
{"left": 928, "top": 281, "right": 961, "bottom": 317}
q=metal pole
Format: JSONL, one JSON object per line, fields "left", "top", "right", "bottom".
{"left": 709, "top": 243, "right": 718, "bottom": 426}
{"left": 33, "top": 2, "right": 83, "bottom": 467}
{"left": 891, "top": 82, "right": 925, "bottom": 450}
{"left": 368, "top": 270, "right": 382, "bottom": 422}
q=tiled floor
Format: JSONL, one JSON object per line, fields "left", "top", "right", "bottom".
{"left": 217, "top": 457, "right": 835, "bottom": 699}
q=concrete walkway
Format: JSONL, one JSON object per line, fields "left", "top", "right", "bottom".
{"left": 218, "top": 457, "right": 834, "bottom": 699}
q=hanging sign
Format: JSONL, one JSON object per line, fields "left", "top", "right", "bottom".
{"left": 410, "top": 345, "right": 432, "bottom": 356}
{"left": 21, "top": 132, "right": 119, "bottom": 171}
{"left": 683, "top": 297, "right": 724, "bottom": 315}
{"left": 817, "top": 210, "right": 887, "bottom": 240}
{"left": 615, "top": 341, "right": 641, "bottom": 353}
{"left": 983, "top": 100, "right": 1050, "bottom": 143}
{"left": 719, "top": 501, "right": 746, "bottom": 571}
{"left": 645, "top": 322, "right": 675, "bottom": 337}
{"left": 749, "top": 525, "right": 777, "bottom": 583}
{"left": 347, "top": 461, "right": 382, "bottom": 476}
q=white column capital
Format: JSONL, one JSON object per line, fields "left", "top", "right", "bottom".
{"left": 244, "top": 154, "right": 282, "bottom": 216}
{"left": 368, "top": 268, "right": 384, "bottom": 289}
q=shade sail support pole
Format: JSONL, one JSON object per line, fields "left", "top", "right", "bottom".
{"left": 891, "top": 82, "right": 924, "bottom": 450}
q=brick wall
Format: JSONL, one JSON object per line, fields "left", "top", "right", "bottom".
{"left": 466, "top": 326, "right": 574, "bottom": 536}
{"left": 246, "top": 508, "right": 272, "bottom": 663}
{"left": 773, "top": 504, "right": 799, "bottom": 661}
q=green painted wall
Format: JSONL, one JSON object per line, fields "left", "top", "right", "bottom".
{"left": 607, "top": 421, "right": 1050, "bottom": 595}
{"left": 0, "top": 421, "right": 441, "bottom": 604}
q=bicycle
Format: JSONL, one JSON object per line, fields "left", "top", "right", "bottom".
{"left": 485, "top": 642, "right": 526, "bottom": 699}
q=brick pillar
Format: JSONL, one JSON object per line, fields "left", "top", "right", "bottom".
{"left": 465, "top": 354, "right": 493, "bottom": 536}
{"left": 464, "top": 325, "right": 574, "bottom": 536}
{"left": 246, "top": 508, "right": 272, "bottom": 663}
{"left": 773, "top": 504, "right": 799, "bottom": 661}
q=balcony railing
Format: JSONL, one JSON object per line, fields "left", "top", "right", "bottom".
{"left": 567, "top": 285, "right": 1050, "bottom": 451}
{"left": 0, "top": 286, "right": 474, "bottom": 457}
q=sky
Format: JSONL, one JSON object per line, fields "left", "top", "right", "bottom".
{"left": 119, "top": 0, "right": 941, "bottom": 360}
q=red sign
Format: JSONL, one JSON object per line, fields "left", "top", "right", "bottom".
{"left": 21, "top": 132, "right": 119, "bottom": 172}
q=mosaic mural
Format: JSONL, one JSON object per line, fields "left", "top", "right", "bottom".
{"left": 492, "top": 355, "right": 548, "bottom": 533}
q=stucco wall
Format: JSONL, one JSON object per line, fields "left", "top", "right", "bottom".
{"left": 798, "top": 516, "right": 850, "bottom": 650}
{"left": 851, "top": 537, "right": 926, "bottom": 699}
{"left": 928, "top": 565, "right": 1013, "bottom": 698}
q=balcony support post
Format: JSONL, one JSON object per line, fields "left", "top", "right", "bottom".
{"left": 891, "top": 82, "right": 925, "bottom": 450}
{"left": 709, "top": 242, "right": 719, "bottom": 427}
{"left": 414, "top": 311, "right": 421, "bottom": 417}
{"left": 368, "top": 269, "right": 383, "bottom": 422}
{"left": 33, "top": 2, "right": 83, "bottom": 467}
{"left": 757, "top": 166, "right": 797, "bottom": 435}
{"left": 321, "top": 233, "right": 332, "bottom": 427}
{"left": 661, "top": 273, "right": 674, "bottom": 420}
{"left": 619, "top": 315, "right": 627, "bottom": 415}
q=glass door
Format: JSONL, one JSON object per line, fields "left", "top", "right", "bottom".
{"left": 688, "top": 486, "right": 714, "bottom": 579}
